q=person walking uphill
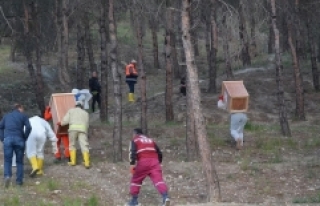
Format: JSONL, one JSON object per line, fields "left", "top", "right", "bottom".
{"left": 0, "top": 104, "right": 32, "bottom": 188}
{"left": 26, "top": 116, "right": 58, "bottom": 177}
{"left": 125, "top": 60, "right": 138, "bottom": 102}
{"left": 59, "top": 101, "right": 90, "bottom": 169}
{"left": 89, "top": 71, "right": 101, "bottom": 113}
{"left": 127, "top": 128, "right": 170, "bottom": 206}
{"left": 44, "top": 106, "right": 70, "bottom": 163}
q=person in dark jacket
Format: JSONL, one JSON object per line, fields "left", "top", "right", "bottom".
{"left": 126, "top": 128, "right": 170, "bottom": 206}
{"left": 89, "top": 71, "right": 101, "bottom": 113}
{"left": 0, "top": 104, "right": 32, "bottom": 188}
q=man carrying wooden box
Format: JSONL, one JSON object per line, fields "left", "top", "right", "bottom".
{"left": 59, "top": 101, "right": 90, "bottom": 169}
{"left": 217, "top": 81, "right": 249, "bottom": 150}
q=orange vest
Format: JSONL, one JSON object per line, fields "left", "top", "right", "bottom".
{"left": 125, "top": 64, "right": 138, "bottom": 76}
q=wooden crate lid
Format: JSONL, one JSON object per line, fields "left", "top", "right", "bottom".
{"left": 222, "top": 81, "right": 249, "bottom": 98}
{"left": 49, "top": 93, "right": 76, "bottom": 134}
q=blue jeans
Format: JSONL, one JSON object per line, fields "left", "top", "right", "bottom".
{"left": 126, "top": 81, "right": 136, "bottom": 93}
{"left": 3, "top": 136, "right": 25, "bottom": 184}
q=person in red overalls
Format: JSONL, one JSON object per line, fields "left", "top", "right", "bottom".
{"left": 126, "top": 128, "right": 170, "bottom": 206}
{"left": 44, "top": 106, "right": 70, "bottom": 162}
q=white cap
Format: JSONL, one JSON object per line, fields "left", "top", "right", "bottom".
{"left": 131, "top": 59, "right": 137, "bottom": 64}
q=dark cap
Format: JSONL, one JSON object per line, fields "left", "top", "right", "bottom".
{"left": 133, "top": 128, "right": 143, "bottom": 135}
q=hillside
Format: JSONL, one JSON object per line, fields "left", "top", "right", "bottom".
{"left": 0, "top": 45, "right": 320, "bottom": 206}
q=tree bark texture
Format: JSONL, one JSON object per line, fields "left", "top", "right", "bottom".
{"left": 239, "top": 0, "right": 251, "bottom": 66}
{"left": 250, "top": 4, "right": 257, "bottom": 57}
{"left": 207, "top": 0, "right": 218, "bottom": 93}
{"left": 267, "top": 0, "right": 274, "bottom": 54}
{"left": 306, "top": 12, "right": 320, "bottom": 91}
{"left": 76, "top": 23, "right": 86, "bottom": 89}
{"left": 32, "top": 2, "right": 46, "bottom": 115}
{"left": 182, "top": 0, "right": 221, "bottom": 201}
{"left": 189, "top": 0, "right": 199, "bottom": 57}
{"left": 84, "top": 13, "right": 96, "bottom": 73}
{"left": 23, "top": 0, "right": 45, "bottom": 115}
{"left": 99, "top": 0, "right": 108, "bottom": 122}
{"left": 150, "top": 20, "right": 160, "bottom": 70}
{"left": 222, "top": 12, "right": 233, "bottom": 80}
{"left": 165, "top": 8, "right": 174, "bottom": 122}
{"left": 270, "top": 0, "right": 292, "bottom": 137}
{"left": 109, "top": 0, "right": 122, "bottom": 162}
{"left": 55, "top": 0, "right": 62, "bottom": 71}
{"left": 186, "top": 76, "right": 197, "bottom": 161}
{"left": 133, "top": 0, "right": 147, "bottom": 134}
{"left": 286, "top": 7, "right": 305, "bottom": 121}
{"left": 60, "top": 0, "right": 71, "bottom": 91}
{"left": 177, "top": 0, "right": 186, "bottom": 78}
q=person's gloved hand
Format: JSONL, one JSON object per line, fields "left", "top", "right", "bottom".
{"left": 52, "top": 141, "right": 58, "bottom": 154}
{"left": 130, "top": 165, "right": 135, "bottom": 174}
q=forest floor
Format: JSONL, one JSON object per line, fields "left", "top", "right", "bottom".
{"left": 0, "top": 46, "right": 320, "bottom": 206}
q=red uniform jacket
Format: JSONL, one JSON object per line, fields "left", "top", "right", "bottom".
{"left": 129, "top": 134, "right": 162, "bottom": 165}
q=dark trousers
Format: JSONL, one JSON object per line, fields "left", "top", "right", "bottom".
{"left": 180, "top": 86, "right": 186, "bottom": 96}
{"left": 126, "top": 81, "right": 136, "bottom": 93}
{"left": 92, "top": 93, "right": 101, "bottom": 112}
{"left": 3, "top": 136, "right": 25, "bottom": 184}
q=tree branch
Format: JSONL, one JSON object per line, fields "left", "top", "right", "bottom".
{"left": 0, "top": 6, "right": 14, "bottom": 35}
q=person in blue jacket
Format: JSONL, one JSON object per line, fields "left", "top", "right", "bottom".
{"left": 0, "top": 103, "right": 32, "bottom": 188}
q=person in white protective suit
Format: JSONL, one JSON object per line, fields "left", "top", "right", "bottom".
{"left": 26, "top": 116, "right": 58, "bottom": 177}
{"left": 217, "top": 94, "right": 248, "bottom": 150}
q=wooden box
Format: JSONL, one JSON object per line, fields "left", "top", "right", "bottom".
{"left": 221, "top": 81, "right": 249, "bottom": 113}
{"left": 49, "top": 93, "right": 76, "bottom": 135}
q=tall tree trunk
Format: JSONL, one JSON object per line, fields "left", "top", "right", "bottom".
{"left": 10, "top": 17, "right": 16, "bottom": 62}
{"left": 294, "top": 0, "right": 303, "bottom": 60}
{"left": 177, "top": 0, "right": 186, "bottom": 78}
{"left": 239, "top": 0, "right": 251, "bottom": 66}
{"left": 281, "top": 12, "right": 289, "bottom": 52}
{"left": 60, "top": 0, "right": 71, "bottom": 91}
{"left": 182, "top": 0, "right": 221, "bottom": 201}
{"left": 250, "top": 6, "right": 257, "bottom": 57}
{"left": 109, "top": 0, "right": 122, "bottom": 162}
{"left": 222, "top": 12, "right": 233, "bottom": 80}
{"left": 165, "top": 8, "right": 174, "bottom": 122}
{"left": 23, "top": 1, "right": 42, "bottom": 114}
{"left": 133, "top": 0, "right": 147, "bottom": 134}
{"left": 186, "top": 76, "right": 197, "bottom": 161}
{"left": 76, "top": 23, "right": 85, "bottom": 89}
{"left": 190, "top": 0, "right": 199, "bottom": 57}
{"left": 207, "top": 0, "right": 218, "bottom": 93}
{"left": 84, "top": 13, "right": 96, "bottom": 73}
{"left": 150, "top": 20, "right": 160, "bottom": 70}
{"left": 32, "top": 2, "right": 45, "bottom": 114}
{"left": 287, "top": 2, "right": 305, "bottom": 121}
{"left": 54, "top": 0, "right": 62, "bottom": 71}
{"left": 270, "top": 0, "right": 291, "bottom": 136}
{"left": 267, "top": 0, "right": 274, "bottom": 54}
{"left": 306, "top": 12, "right": 320, "bottom": 91}
{"left": 99, "top": 0, "right": 108, "bottom": 122}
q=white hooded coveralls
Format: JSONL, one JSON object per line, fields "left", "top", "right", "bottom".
{"left": 26, "top": 116, "right": 58, "bottom": 159}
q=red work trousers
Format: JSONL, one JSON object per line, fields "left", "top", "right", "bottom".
{"left": 55, "top": 135, "right": 70, "bottom": 158}
{"left": 130, "top": 158, "right": 168, "bottom": 196}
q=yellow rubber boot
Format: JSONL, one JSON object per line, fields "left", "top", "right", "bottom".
{"left": 29, "top": 156, "right": 39, "bottom": 178}
{"left": 129, "top": 93, "right": 135, "bottom": 102}
{"left": 82, "top": 152, "right": 90, "bottom": 169}
{"left": 36, "top": 158, "right": 44, "bottom": 175}
{"left": 68, "top": 150, "right": 76, "bottom": 166}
